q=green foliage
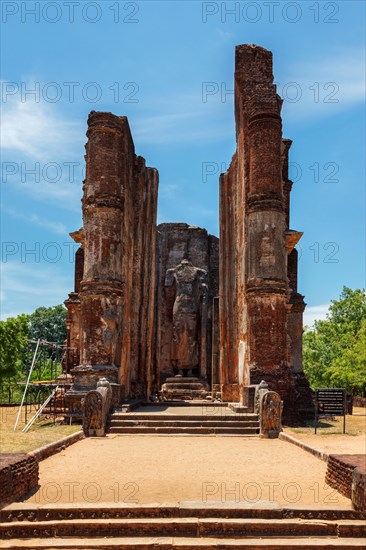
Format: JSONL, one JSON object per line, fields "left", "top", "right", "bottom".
{"left": 28, "top": 305, "right": 67, "bottom": 345}
{"left": 0, "top": 305, "right": 67, "bottom": 402}
{"left": 0, "top": 315, "right": 29, "bottom": 402}
{"left": 303, "top": 287, "right": 366, "bottom": 395}
{"left": 0, "top": 315, "right": 29, "bottom": 381}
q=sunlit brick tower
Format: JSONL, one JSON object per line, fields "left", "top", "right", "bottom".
{"left": 219, "top": 45, "right": 313, "bottom": 414}
{"left": 65, "top": 111, "right": 158, "bottom": 414}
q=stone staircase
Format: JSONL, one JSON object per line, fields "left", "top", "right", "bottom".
{"left": 0, "top": 502, "right": 365, "bottom": 548}
{"left": 107, "top": 403, "right": 260, "bottom": 436}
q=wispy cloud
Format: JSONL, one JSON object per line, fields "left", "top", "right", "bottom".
{"left": 279, "top": 49, "right": 365, "bottom": 121}
{"left": 1, "top": 90, "right": 81, "bottom": 161}
{"left": 303, "top": 304, "right": 330, "bottom": 329}
{"left": 1, "top": 81, "right": 84, "bottom": 210}
{"left": 129, "top": 89, "right": 233, "bottom": 145}
{"left": 4, "top": 178, "right": 82, "bottom": 213}
{"left": 4, "top": 208, "right": 67, "bottom": 235}
{"left": 132, "top": 109, "right": 231, "bottom": 145}
{"left": 0, "top": 262, "right": 71, "bottom": 320}
{"left": 158, "top": 183, "right": 179, "bottom": 199}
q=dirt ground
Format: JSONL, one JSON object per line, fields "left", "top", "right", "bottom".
{"left": 285, "top": 407, "right": 366, "bottom": 455}
{"left": 0, "top": 406, "right": 80, "bottom": 453}
{"left": 26, "top": 435, "right": 351, "bottom": 508}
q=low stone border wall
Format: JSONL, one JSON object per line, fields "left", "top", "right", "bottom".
{"left": 353, "top": 466, "right": 366, "bottom": 511}
{"left": 0, "top": 454, "right": 38, "bottom": 504}
{"left": 278, "top": 432, "right": 328, "bottom": 462}
{"left": 28, "top": 430, "right": 84, "bottom": 462}
{"left": 326, "top": 455, "right": 366, "bottom": 512}
{"left": 0, "top": 432, "right": 84, "bottom": 505}
{"left": 280, "top": 434, "right": 365, "bottom": 512}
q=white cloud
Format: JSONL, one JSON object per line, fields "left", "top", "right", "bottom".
{"left": 0, "top": 262, "right": 71, "bottom": 320}
{"left": 5, "top": 208, "right": 67, "bottom": 235}
{"left": 132, "top": 109, "right": 231, "bottom": 145}
{"left": 1, "top": 91, "right": 81, "bottom": 161}
{"left": 128, "top": 89, "right": 233, "bottom": 145}
{"left": 279, "top": 49, "right": 365, "bottom": 121}
{"left": 303, "top": 303, "right": 330, "bottom": 329}
{"left": 1, "top": 82, "right": 84, "bottom": 210}
{"left": 158, "top": 183, "right": 180, "bottom": 199}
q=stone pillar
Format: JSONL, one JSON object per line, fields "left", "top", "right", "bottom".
{"left": 211, "top": 296, "right": 220, "bottom": 394}
{"left": 219, "top": 45, "right": 295, "bottom": 407}
{"left": 243, "top": 53, "right": 292, "bottom": 401}
{"left": 288, "top": 249, "right": 305, "bottom": 372}
{"left": 282, "top": 139, "right": 293, "bottom": 229}
{"left": 74, "top": 246, "right": 84, "bottom": 293}
{"left": 69, "top": 112, "right": 134, "bottom": 404}
{"left": 127, "top": 157, "right": 159, "bottom": 400}
{"left": 142, "top": 167, "right": 159, "bottom": 399}
{"left": 219, "top": 161, "right": 240, "bottom": 402}
{"left": 64, "top": 234, "right": 84, "bottom": 372}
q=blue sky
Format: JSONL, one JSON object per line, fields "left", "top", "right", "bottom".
{"left": 1, "top": 0, "right": 365, "bottom": 326}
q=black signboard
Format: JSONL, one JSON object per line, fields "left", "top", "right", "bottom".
{"left": 315, "top": 388, "right": 346, "bottom": 434}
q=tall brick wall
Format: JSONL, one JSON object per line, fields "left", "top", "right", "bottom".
{"left": 65, "top": 112, "right": 158, "bottom": 406}
{"left": 219, "top": 45, "right": 312, "bottom": 413}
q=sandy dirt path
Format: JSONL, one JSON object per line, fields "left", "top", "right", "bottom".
{"left": 26, "top": 435, "right": 350, "bottom": 508}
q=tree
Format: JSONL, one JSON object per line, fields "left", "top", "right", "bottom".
{"left": 303, "top": 287, "right": 366, "bottom": 395}
{"left": 0, "top": 305, "right": 67, "bottom": 402}
{"left": 28, "top": 305, "right": 67, "bottom": 345}
{"left": 328, "top": 319, "right": 366, "bottom": 395}
{"left": 0, "top": 315, "right": 29, "bottom": 398}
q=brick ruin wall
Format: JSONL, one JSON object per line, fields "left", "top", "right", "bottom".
{"left": 0, "top": 454, "right": 38, "bottom": 504}
{"left": 326, "top": 454, "right": 366, "bottom": 511}
{"left": 65, "top": 45, "right": 313, "bottom": 415}
{"left": 219, "top": 45, "right": 312, "bottom": 414}
{"left": 65, "top": 111, "right": 158, "bottom": 407}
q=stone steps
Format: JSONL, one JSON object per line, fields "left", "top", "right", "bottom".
{"left": 2, "top": 504, "right": 364, "bottom": 522}
{"left": 1, "top": 504, "right": 365, "bottom": 548}
{"left": 110, "top": 414, "right": 258, "bottom": 421}
{"left": 1, "top": 537, "right": 365, "bottom": 549}
{"left": 109, "top": 420, "right": 259, "bottom": 428}
{"left": 108, "top": 408, "right": 260, "bottom": 436}
{"left": 108, "top": 426, "right": 260, "bottom": 435}
{"left": 1, "top": 517, "right": 365, "bottom": 539}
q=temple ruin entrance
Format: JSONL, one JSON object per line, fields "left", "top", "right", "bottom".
{"left": 156, "top": 223, "right": 219, "bottom": 400}
{"left": 64, "top": 45, "right": 312, "bottom": 416}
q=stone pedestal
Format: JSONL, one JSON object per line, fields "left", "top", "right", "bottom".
{"left": 161, "top": 376, "right": 209, "bottom": 401}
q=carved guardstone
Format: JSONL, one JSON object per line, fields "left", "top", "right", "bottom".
{"left": 260, "top": 390, "right": 282, "bottom": 439}
{"left": 82, "top": 378, "right": 112, "bottom": 437}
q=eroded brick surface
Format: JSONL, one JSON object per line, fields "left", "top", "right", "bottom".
{"left": 326, "top": 454, "right": 366, "bottom": 511}
{"left": 0, "top": 454, "right": 38, "bottom": 504}
{"left": 64, "top": 46, "right": 312, "bottom": 416}
{"left": 219, "top": 45, "right": 312, "bottom": 414}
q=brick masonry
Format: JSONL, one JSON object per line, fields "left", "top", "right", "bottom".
{"left": 63, "top": 45, "right": 314, "bottom": 417}
{"left": 326, "top": 454, "right": 366, "bottom": 511}
{"left": 0, "top": 453, "right": 38, "bottom": 504}
{"left": 219, "top": 44, "right": 313, "bottom": 415}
